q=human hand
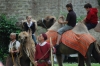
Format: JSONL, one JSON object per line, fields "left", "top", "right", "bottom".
{"left": 58, "top": 16, "right": 65, "bottom": 24}
{"left": 10, "top": 51, "right": 14, "bottom": 54}
{"left": 50, "top": 43, "right": 53, "bottom": 48}
{"left": 35, "top": 61, "right": 38, "bottom": 66}
{"left": 83, "top": 17, "right": 86, "bottom": 21}
{"left": 11, "top": 49, "right": 19, "bottom": 53}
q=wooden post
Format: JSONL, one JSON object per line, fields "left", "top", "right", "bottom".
{"left": 11, "top": 53, "right": 15, "bottom": 66}
{"left": 50, "top": 37, "right": 54, "bottom": 66}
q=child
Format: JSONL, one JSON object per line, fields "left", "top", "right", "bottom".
{"left": 23, "top": 16, "right": 37, "bottom": 45}
{"left": 84, "top": 3, "right": 98, "bottom": 30}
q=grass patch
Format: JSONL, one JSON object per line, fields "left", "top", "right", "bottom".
{"left": 54, "top": 63, "right": 99, "bottom": 66}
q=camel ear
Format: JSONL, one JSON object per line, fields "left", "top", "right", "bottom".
{"left": 27, "top": 28, "right": 32, "bottom": 36}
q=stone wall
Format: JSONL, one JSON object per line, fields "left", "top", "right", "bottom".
{"left": 0, "top": 0, "right": 99, "bottom": 21}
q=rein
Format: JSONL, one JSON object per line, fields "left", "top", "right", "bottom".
{"left": 37, "top": 47, "right": 51, "bottom": 62}
{"left": 41, "top": 18, "right": 48, "bottom": 29}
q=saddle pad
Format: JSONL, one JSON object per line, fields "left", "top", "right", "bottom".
{"left": 62, "top": 30, "right": 96, "bottom": 57}
{"left": 46, "top": 30, "right": 57, "bottom": 46}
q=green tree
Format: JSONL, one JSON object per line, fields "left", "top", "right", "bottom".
{"left": 0, "top": 14, "right": 21, "bottom": 63}
{"left": 98, "top": 0, "right": 100, "bottom": 6}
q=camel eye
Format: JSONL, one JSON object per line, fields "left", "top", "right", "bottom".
{"left": 25, "top": 37, "right": 27, "bottom": 39}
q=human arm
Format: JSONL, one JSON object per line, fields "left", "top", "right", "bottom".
{"left": 32, "top": 19, "right": 37, "bottom": 30}
{"left": 85, "top": 11, "right": 93, "bottom": 22}
{"left": 31, "top": 22, "right": 36, "bottom": 33}
{"left": 23, "top": 22, "right": 28, "bottom": 31}
{"left": 59, "top": 21, "right": 68, "bottom": 24}
{"left": 58, "top": 14, "right": 70, "bottom": 24}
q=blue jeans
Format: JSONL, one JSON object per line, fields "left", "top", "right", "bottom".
{"left": 57, "top": 25, "right": 73, "bottom": 35}
{"left": 85, "top": 23, "right": 97, "bottom": 30}
{"left": 32, "top": 34, "right": 37, "bottom": 44}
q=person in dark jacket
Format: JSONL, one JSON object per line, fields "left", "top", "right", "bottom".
{"left": 23, "top": 16, "right": 37, "bottom": 45}
{"left": 55, "top": 3, "right": 76, "bottom": 49}
{"left": 84, "top": 3, "right": 98, "bottom": 30}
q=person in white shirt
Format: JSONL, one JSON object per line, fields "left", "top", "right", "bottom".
{"left": 9, "top": 33, "right": 20, "bottom": 53}
{"left": 6, "top": 33, "right": 20, "bottom": 66}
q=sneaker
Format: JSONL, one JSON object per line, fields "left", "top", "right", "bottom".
{"left": 54, "top": 44, "right": 61, "bottom": 55}
{"left": 54, "top": 44, "right": 59, "bottom": 49}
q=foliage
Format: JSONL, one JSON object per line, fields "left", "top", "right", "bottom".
{"left": 0, "top": 14, "right": 21, "bottom": 63}
{"left": 60, "top": 11, "right": 67, "bottom": 18}
{"left": 98, "top": 8, "right": 100, "bottom": 20}
{"left": 54, "top": 63, "right": 99, "bottom": 66}
{"left": 77, "top": 16, "right": 85, "bottom": 22}
{"left": 98, "top": 0, "right": 100, "bottom": 6}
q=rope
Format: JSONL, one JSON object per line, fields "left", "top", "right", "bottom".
{"left": 37, "top": 47, "right": 51, "bottom": 62}
{"left": 16, "top": 53, "right": 21, "bottom": 66}
{"left": 11, "top": 53, "right": 15, "bottom": 66}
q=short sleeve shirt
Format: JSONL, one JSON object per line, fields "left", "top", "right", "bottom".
{"left": 66, "top": 10, "right": 76, "bottom": 27}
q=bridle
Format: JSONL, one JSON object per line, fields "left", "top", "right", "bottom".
{"left": 41, "top": 18, "right": 48, "bottom": 29}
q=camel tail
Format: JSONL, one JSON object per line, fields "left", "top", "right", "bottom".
{"left": 92, "top": 43, "right": 100, "bottom": 63}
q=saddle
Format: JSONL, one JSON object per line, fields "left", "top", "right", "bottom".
{"left": 94, "top": 21, "right": 100, "bottom": 32}
{"left": 46, "top": 22, "right": 96, "bottom": 57}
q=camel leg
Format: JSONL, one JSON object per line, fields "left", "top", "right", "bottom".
{"left": 78, "top": 53, "right": 85, "bottom": 66}
{"left": 92, "top": 43, "right": 100, "bottom": 63}
{"left": 56, "top": 54, "right": 63, "bottom": 66}
{"left": 20, "top": 57, "right": 30, "bottom": 66}
{"left": 85, "top": 52, "right": 91, "bottom": 66}
{"left": 6, "top": 56, "right": 13, "bottom": 66}
{"left": 85, "top": 43, "right": 94, "bottom": 66}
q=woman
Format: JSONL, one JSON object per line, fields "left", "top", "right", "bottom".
{"left": 23, "top": 16, "right": 37, "bottom": 45}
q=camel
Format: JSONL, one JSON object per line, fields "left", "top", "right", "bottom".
{"left": 37, "top": 16, "right": 100, "bottom": 66}
{"left": 18, "top": 30, "right": 36, "bottom": 66}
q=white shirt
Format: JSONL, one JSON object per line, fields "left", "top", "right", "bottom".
{"left": 27, "top": 21, "right": 35, "bottom": 35}
{"left": 9, "top": 40, "right": 20, "bottom": 52}
{"left": 39, "top": 41, "right": 47, "bottom": 46}
{"left": 27, "top": 21, "right": 33, "bottom": 27}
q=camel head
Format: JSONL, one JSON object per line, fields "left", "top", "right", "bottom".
{"left": 37, "top": 16, "right": 56, "bottom": 29}
{"left": 18, "top": 31, "right": 29, "bottom": 45}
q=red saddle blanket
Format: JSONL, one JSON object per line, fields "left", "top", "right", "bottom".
{"left": 46, "top": 30, "right": 58, "bottom": 46}
{"left": 46, "top": 30, "right": 96, "bottom": 57}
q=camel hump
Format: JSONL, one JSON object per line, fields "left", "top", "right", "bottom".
{"left": 94, "top": 21, "right": 100, "bottom": 32}
{"left": 72, "top": 22, "right": 89, "bottom": 34}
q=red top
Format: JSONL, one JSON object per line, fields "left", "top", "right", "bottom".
{"left": 35, "top": 42, "right": 50, "bottom": 61}
{"left": 85, "top": 8, "right": 98, "bottom": 24}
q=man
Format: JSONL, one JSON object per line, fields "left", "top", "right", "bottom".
{"left": 6, "top": 33, "right": 20, "bottom": 66}
{"left": 23, "top": 16, "right": 37, "bottom": 45}
{"left": 9, "top": 33, "right": 20, "bottom": 53}
{"left": 35, "top": 33, "right": 55, "bottom": 66}
{"left": 55, "top": 3, "right": 76, "bottom": 48}
{"left": 84, "top": 3, "right": 98, "bottom": 30}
